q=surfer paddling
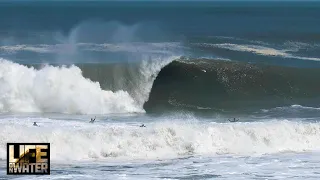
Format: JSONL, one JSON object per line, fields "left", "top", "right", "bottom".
{"left": 89, "top": 116, "right": 96, "bottom": 123}
{"left": 228, "top": 118, "right": 239, "bottom": 122}
{"left": 33, "top": 122, "right": 38, "bottom": 126}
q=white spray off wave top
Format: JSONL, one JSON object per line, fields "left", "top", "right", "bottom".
{"left": 0, "top": 59, "right": 144, "bottom": 114}
{"left": 133, "top": 55, "right": 179, "bottom": 106}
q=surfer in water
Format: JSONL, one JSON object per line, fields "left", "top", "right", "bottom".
{"left": 228, "top": 118, "right": 239, "bottom": 122}
{"left": 89, "top": 116, "right": 96, "bottom": 123}
{"left": 140, "top": 124, "right": 146, "bottom": 127}
{"left": 33, "top": 122, "right": 38, "bottom": 126}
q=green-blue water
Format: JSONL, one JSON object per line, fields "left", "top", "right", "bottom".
{"left": 1, "top": 2, "right": 320, "bottom": 179}
{"left": 0, "top": 1, "right": 320, "bottom": 66}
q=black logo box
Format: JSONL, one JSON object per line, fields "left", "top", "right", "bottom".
{"left": 7, "top": 143, "right": 50, "bottom": 175}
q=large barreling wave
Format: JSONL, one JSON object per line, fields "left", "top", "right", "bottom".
{"left": 1, "top": 18, "right": 320, "bottom": 115}
{"left": 144, "top": 58, "right": 320, "bottom": 113}
{"left": 1, "top": 57, "right": 320, "bottom": 114}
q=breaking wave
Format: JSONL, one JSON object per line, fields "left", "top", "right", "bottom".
{"left": 0, "top": 59, "right": 141, "bottom": 114}
{"left": 1, "top": 56, "right": 320, "bottom": 114}
{"left": 0, "top": 55, "right": 176, "bottom": 114}
{"left": 1, "top": 117, "right": 320, "bottom": 161}
{"left": 144, "top": 59, "right": 320, "bottom": 113}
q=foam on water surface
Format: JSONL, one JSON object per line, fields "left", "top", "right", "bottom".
{"left": 1, "top": 114, "right": 320, "bottom": 179}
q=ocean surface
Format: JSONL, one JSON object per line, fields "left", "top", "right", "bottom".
{"left": 1, "top": 1, "right": 320, "bottom": 179}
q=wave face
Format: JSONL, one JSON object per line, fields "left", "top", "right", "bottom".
{"left": 1, "top": 118, "right": 320, "bottom": 161}
{"left": 144, "top": 59, "right": 320, "bottom": 113}
{"left": 75, "top": 56, "right": 176, "bottom": 107}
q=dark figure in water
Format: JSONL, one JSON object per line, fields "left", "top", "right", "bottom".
{"left": 228, "top": 118, "right": 239, "bottom": 122}
{"left": 140, "top": 124, "right": 146, "bottom": 127}
{"left": 89, "top": 117, "right": 96, "bottom": 123}
{"left": 33, "top": 122, "right": 38, "bottom": 126}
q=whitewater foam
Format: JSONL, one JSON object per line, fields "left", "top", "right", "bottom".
{"left": 262, "top": 105, "right": 320, "bottom": 113}
{"left": 0, "top": 53, "right": 180, "bottom": 114}
{"left": 215, "top": 43, "right": 288, "bottom": 56}
{"left": 133, "top": 55, "right": 179, "bottom": 106}
{"left": 0, "top": 42, "right": 182, "bottom": 55}
{"left": 0, "top": 44, "right": 54, "bottom": 54}
{"left": 0, "top": 59, "right": 142, "bottom": 114}
{"left": 200, "top": 43, "right": 320, "bottom": 61}
{"left": 1, "top": 117, "right": 320, "bottom": 161}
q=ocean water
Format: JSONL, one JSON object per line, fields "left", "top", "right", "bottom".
{"left": 1, "top": 1, "right": 320, "bottom": 179}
